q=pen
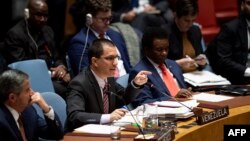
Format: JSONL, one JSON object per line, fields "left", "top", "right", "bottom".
{"left": 186, "top": 55, "right": 198, "bottom": 67}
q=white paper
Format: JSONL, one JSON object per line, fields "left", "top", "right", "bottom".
{"left": 192, "top": 93, "right": 234, "bottom": 102}
{"left": 74, "top": 124, "right": 119, "bottom": 134}
{"left": 183, "top": 70, "right": 231, "bottom": 86}
{"left": 154, "top": 99, "right": 199, "bottom": 108}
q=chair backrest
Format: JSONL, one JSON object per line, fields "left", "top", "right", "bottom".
{"left": 33, "top": 92, "right": 66, "bottom": 141}
{"left": 116, "top": 74, "right": 129, "bottom": 88}
{"left": 196, "top": 0, "right": 218, "bottom": 28}
{"left": 8, "top": 59, "right": 55, "bottom": 93}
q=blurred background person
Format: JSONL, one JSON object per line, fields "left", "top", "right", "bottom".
{"left": 206, "top": 0, "right": 250, "bottom": 84}
{"left": 68, "top": 0, "right": 132, "bottom": 76}
{"left": 163, "top": 0, "right": 207, "bottom": 73}
{"left": 3, "top": 0, "right": 70, "bottom": 99}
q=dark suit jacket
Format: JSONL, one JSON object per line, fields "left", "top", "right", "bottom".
{"left": 166, "top": 22, "right": 204, "bottom": 60}
{"left": 0, "top": 104, "right": 63, "bottom": 141}
{"left": 68, "top": 26, "right": 132, "bottom": 75}
{"left": 128, "top": 57, "right": 187, "bottom": 108}
{"left": 4, "top": 19, "right": 64, "bottom": 68}
{"left": 206, "top": 14, "right": 250, "bottom": 84}
{"left": 66, "top": 67, "right": 141, "bottom": 131}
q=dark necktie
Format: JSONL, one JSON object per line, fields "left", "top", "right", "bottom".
{"left": 159, "top": 64, "right": 180, "bottom": 96}
{"left": 18, "top": 115, "right": 27, "bottom": 141}
{"left": 99, "top": 33, "right": 105, "bottom": 39}
{"left": 103, "top": 82, "right": 109, "bottom": 113}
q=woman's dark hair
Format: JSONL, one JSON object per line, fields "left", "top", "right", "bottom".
{"left": 174, "top": 0, "right": 198, "bottom": 17}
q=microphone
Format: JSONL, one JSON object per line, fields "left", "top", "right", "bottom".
{"left": 108, "top": 91, "right": 146, "bottom": 140}
{"left": 145, "top": 82, "right": 203, "bottom": 116}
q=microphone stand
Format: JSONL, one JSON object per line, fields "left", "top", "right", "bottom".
{"left": 109, "top": 91, "right": 146, "bottom": 140}
{"left": 146, "top": 82, "right": 203, "bottom": 120}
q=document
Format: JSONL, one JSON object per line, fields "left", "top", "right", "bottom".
{"left": 74, "top": 124, "right": 120, "bottom": 134}
{"left": 183, "top": 70, "right": 231, "bottom": 87}
{"left": 154, "top": 99, "right": 199, "bottom": 108}
{"left": 192, "top": 93, "right": 234, "bottom": 102}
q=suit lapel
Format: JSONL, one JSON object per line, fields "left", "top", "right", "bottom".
{"left": 142, "top": 58, "right": 169, "bottom": 93}
{"left": 0, "top": 105, "right": 23, "bottom": 140}
{"left": 86, "top": 68, "right": 104, "bottom": 112}
{"left": 238, "top": 19, "right": 248, "bottom": 54}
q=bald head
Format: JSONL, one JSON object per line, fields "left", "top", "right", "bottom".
{"left": 26, "top": 0, "right": 48, "bottom": 29}
{"left": 27, "top": 0, "right": 47, "bottom": 10}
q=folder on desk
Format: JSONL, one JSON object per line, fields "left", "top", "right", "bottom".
{"left": 183, "top": 70, "right": 231, "bottom": 87}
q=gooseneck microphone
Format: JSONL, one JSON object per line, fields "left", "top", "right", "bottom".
{"left": 146, "top": 82, "right": 196, "bottom": 113}
{"left": 78, "top": 14, "right": 92, "bottom": 73}
{"left": 109, "top": 91, "right": 146, "bottom": 140}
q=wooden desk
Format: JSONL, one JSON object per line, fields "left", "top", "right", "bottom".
{"left": 175, "top": 105, "right": 250, "bottom": 141}
{"left": 61, "top": 103, "right": 250, "bottom": 141}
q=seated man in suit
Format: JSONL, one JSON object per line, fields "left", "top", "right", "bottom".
{"left": 206, "top": 0, "right": 250, "bottom": 85}
{"left": 3, "top": 0, "right": 70, "bottom": 99}
{"left": 68, "top": 0, "right": 132, "bottom": 76}
{"left": 0, "top": 69, "right": 63, "bottom": 141}
{"left": 129, "top": 27, "right": 192, "bottom": 108}
{"left": 66, "top": 39, "right": 151, "bottom": 131}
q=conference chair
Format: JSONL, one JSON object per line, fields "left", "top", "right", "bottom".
{"left": 116, "top": 74, "right": 135, "bottom": 110}
{"left": 8, "top": 59, "right": 55, "bottom": 93}
{"left": 213, "top": 0, "right": 239, "bottom": 23}
{"left": 196, "top": 0, "right": 220, "bottom": 44}
{"left": 33, "top": 92, "right": 66, "bottom": 141}
{"left": 116, "top": 74, "right": 129, "bottom": 88}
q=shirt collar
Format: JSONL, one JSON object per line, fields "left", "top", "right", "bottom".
{"left": 5, "top": 104, "right": 20, "bottom": 122}
{"left": 90, "top": 28, "right": 107, "bottom": 39}
{"left": 91, "top": 69, "right": 107, "bottom": 89}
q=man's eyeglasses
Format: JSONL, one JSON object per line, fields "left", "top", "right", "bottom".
{"left": 101, "top": 55, "right": 121, "bottom": 61}
{"left": 95, "top": 16, "right": 113, "bottom": 23}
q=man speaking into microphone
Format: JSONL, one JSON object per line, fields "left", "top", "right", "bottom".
{"left": 128, "top": 27, "right": 192, "bottom": 108}
{"left": 66, "top": 39, "right": 151, "bottom": 132}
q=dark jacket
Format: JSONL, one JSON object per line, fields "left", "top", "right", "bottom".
{"left": 66, "top": 67, "right": 140, "bottom": 131}
{"left": 0, "top": 104, "right": 63, "bottom": 141}
{"left": 206, "top": 14, "right": 250, "bottom": 84}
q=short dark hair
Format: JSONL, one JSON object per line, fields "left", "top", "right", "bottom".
{"left": 84, "top": 0, "right": 112, "bottom": 17}
{"left": 174, "top": 0, "right": 198, "bottom": 17}
{"left": 0, "top": 69, "right": 29, "bottom": 103}
{"left": 88, "top": 39, "right": 116, "bottom": 64}
{"left": 141, "top": 27, "right": 169, "bottom": 53}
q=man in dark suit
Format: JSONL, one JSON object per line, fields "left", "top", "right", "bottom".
{"left": 3, "top": 0, "right": 70, "bottom": 99}
{"left": 68, "top": 0, "right": 132, "bottom": 76}
{"left": 66, "top": 39, "right": 151, "bottom": 131}
{"left": 129, "top": 27, "right": 192, "bottom": 108}
{"left": 206, "top": 0, "right": 250, "bottom": 84}
{"left": 0, "top": 69, "right": 63, "bottom": 141}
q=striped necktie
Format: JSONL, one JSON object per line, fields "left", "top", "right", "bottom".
{"left": 103, "top": 82, "right": 109, "bottom": 113}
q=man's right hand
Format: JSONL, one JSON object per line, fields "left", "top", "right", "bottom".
{"left": 110, "top": 108, "right": 128, "bottom": 122}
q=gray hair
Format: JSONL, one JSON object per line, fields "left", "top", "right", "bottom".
{"left": 0, "top": 69, "right": 29, "bottom": 102}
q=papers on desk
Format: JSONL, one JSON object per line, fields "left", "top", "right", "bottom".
{"left": 74, "top": 124, "right": 120, "bottom": 134}
{"left": 192, "top": 93, "right": 234, "bottom": 102}
{"left": 183, "top": 70, "right": 231, "bottom": 87}
{"left": 154, "top": 99, "right": 199, "bottom": 108}
{"left": 117, "top": 100, "right": 198, "bottom": 124}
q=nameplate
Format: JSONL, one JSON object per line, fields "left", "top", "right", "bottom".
{"left": 196, "top": 106, "right": 229, "bottom": 125}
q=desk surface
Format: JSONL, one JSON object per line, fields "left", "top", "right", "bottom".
{"left": 61, "top": 99, "right": 250, "bottom": 141}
